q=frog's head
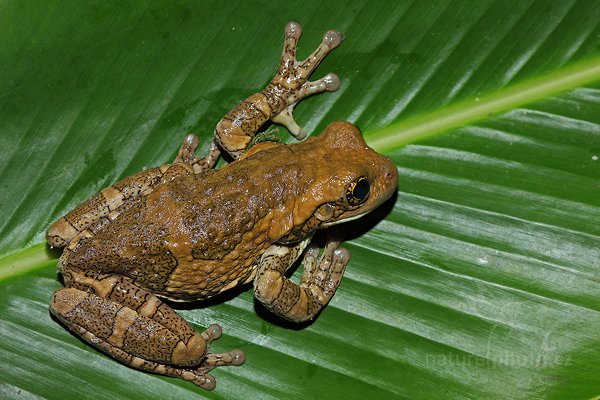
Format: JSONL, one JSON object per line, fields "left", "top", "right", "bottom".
{"left": 244, "top": 121, "right": 397, "bottom": 243}
{"left": 301, "top": 121, "right": 398, "bottom": 229}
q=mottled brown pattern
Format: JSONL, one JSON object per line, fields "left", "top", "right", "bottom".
{"left": 47, "top": 164, "right": 193, "bottom": 247}
{"left": 278, "top": 203, "right": 348, "bottom": 243}
{"left": 105, "top": 276, "right": 151, "bottom": 311}
{"left": 65, "top": 208, "right": 180, "bottom": 293}
{"left": 62, "top": 291, "right": 120, "bottom": 340}
{"left": 122, "top": 318, "right": 179, "bottom": 363}
{"left": 60, "top": 123, "right": 393, "bottom": 297}
{"left": 260, "top": 83, "right": 287, "bottom": 114}
{"left": 46, "top": 22, "right": 398, "bottom": 390}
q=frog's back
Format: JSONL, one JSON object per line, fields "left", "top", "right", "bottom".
{"left": 62, "top": 152, "right": 301, "bottom": 300}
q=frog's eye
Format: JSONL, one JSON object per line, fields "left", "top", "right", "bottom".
{"left": 345, "top": 176, "right": 370, "bottom": 206}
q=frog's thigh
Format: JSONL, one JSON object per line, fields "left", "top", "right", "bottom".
{"left": 50, "top": 272, "right": 243, "bottom": 389}
{"left": 47, "top": 163, "right": 193, "bottom": 248}
{"left": 254, "top": 238, "right": 350, "bottom": 323}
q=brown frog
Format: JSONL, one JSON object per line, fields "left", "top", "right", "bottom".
{"left": 46, "top": 22, "right": 398, "bottom": 390}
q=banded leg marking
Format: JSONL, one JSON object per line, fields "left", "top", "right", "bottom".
{"left": 50, "top": 272, "right": 244, "bottom": 390}
{"left": 47, "top": 163, "right": 193, "bottom": 248}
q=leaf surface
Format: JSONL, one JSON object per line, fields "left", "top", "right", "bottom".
{"left": 1, "top": 1, "right": 599, "bottom": 399}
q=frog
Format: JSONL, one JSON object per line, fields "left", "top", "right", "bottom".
{"left": 46, "top": 21, "right": 398, "bottom": 390}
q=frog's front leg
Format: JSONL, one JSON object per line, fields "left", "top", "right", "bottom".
{"left": 50, "top": 267, "right": 244, "bottom": 390}
{"left": 215, "top": 21, "right": 344, "bottom": 159}
{"left": 254, "top": 236, "right": 350, "bottom": 322}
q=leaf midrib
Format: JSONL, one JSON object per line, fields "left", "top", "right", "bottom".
{"left": 366, "top": 56, "right": 600, "bottom": 150}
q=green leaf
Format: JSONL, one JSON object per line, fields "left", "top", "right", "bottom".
{"left": 1, "top": 1, "right": 599, "bottom": 399}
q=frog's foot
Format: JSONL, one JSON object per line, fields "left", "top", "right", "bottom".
{"left": 174, "top": 134, "right": 221, "bottom": 173}
{"left": 254, "top": 236, "right": 350, "bottom": 323}
{"left": 161, "top": 328, "right": 245, "bottom": 389}
{"left": 195, "top": 346, "right": 246, "bottom": 374}
{"left": 270, "top": 73, "right": 339, "bottom": 140}
{"left": 301, "top": 238, "right": 349, "bottom": 304}
{"left": 267, "top": 21, "right": 344, "bottom": 140}
{"left": 214, "top": 22, "right": 343, "bottom": 159}
{"left": 50, "top": 272, "right": 244, "bottom": 390}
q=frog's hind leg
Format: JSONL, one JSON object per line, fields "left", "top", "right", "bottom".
{"left": 47, "top": 131, "right": 224, "bottom": 249}
{"left": 50, "top": 270, "right": 244, "bottom": 390}
{"left": 254, "top": 235, "right": 350, "bottom": 323}
{"left": 46, "top": 162, "right": 194, "bottom": 248}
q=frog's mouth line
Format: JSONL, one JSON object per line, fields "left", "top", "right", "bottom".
{"left": 319, "top": 208, "right": 374, "bottom": 228}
